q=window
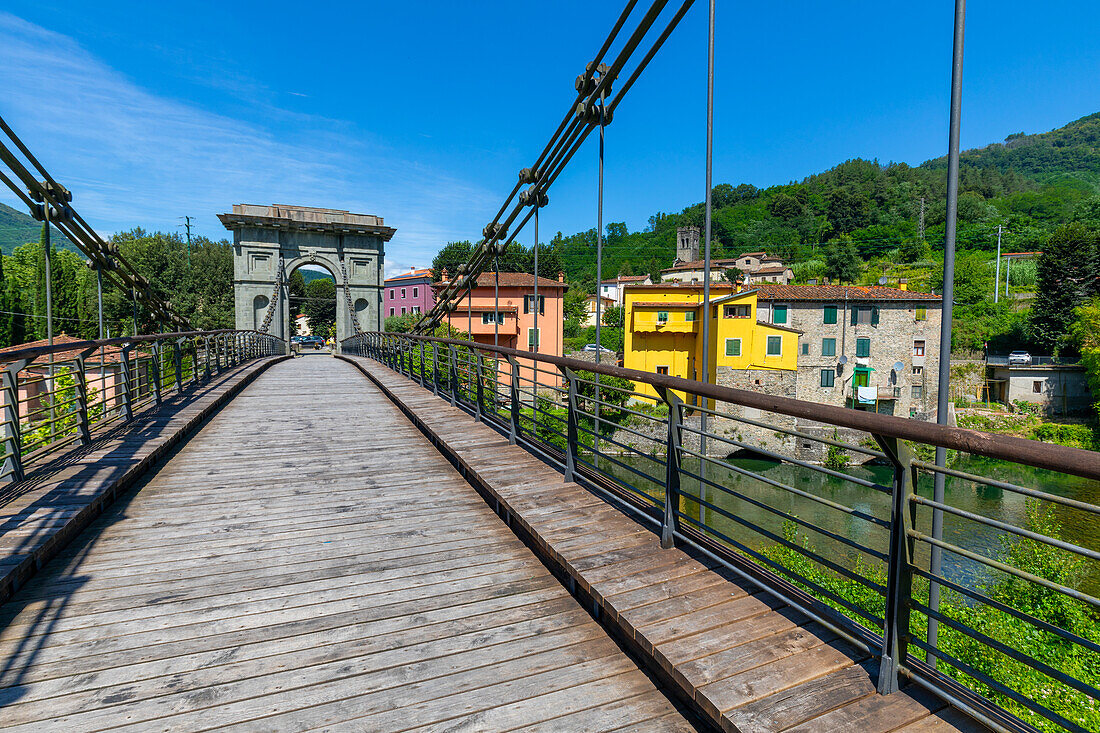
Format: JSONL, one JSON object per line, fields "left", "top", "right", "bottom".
{"left": 855, "top": 338, "right": 870, "bottom": 358}
{"left": 894, "top": 387, "right": 902, "bottom": 398}
{"left": 656, "top": 366, "right": 669, "bottom": 376}
{"left": 766, "top": 336, "right": 782, "bottom": 356}
{"left": 389, "top": 290, "right": 395, "bottom": 299}
{"left": 820, "top": 369, "right": 835, "bottom": 387}
{"left": 851, "top": 306, "right": 874, "bottom": 325}
{"left": 912, "top": 385, "right": 924, "bottom": 399}
{"left": 823, "top": 305, "right": 837, "bottom": 324}
{"left": 412, "top": 287, "right": 419, "bottom": 298}
{"left": 1033, "top": 380, "right": 1043, "bottom": 394}
{"left": 821, "top": 338, "right": 836, "bottom": 357}
{"left": 912, "top": 366, "right": 923, "bottom": 376}
{"left": 481, "top": 312, "right": 504, "bottom": 325}
{"left": 725, "top": 338, "right": 742, "bottom": 357}
{"left": 915, "top": 306, "right": 927, "bottom": 321}
{"left": 723, "top": 304, "right": 750, "bottom": 318}
{"left": 773, "top": 304, "right": 788, "bottom": 325}
{"left": 527, "top": 328, "right": 540, "bottom": 349}
{"left": 523, "top": 295, "right": 545, "bottom": 315}
{"left": 412, "top": 306, "right": 420, "bottom": 314}
{"left": 400, "top": 288, "right": 406, "bottom": 298}
{"left": 657, "top": 311, "right": 669, "bottom": 323}
{"left": 401, "top": 307, "right": 406, "bottom": 315}
{"left": 685, "top": 311, "right": 695, "bottom": 322}
{"left": 389, "top": 307, "right": 395, "bottom": 316}
{"left": 801, "top": 342, "right": 809, "bottom": 355}
{"left": 913, "top": 340, "right": 925, "bottom": 357}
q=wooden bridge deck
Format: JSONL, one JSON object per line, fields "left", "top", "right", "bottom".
{"left": 0, "top": 356, "right": 700, "bottom": 731}
{"left": 346, "top": 355, "right": 986, "bottom": 733}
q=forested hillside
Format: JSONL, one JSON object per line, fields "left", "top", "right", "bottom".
{"left": 0, "top": 203, "right": 78, "bottom": 256}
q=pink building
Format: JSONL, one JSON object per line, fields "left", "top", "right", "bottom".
{"left": 437, "top": 271, "right": 567, "bottom": 386}
{"left": 384, "top": 268, "right": 434, "bottom": 318}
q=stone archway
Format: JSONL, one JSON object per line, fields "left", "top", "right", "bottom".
{"left": 219, "top": 204, "right": 396, "bottom": 347}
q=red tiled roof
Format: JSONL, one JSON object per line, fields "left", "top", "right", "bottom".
{"left": 0, "top": 334, "right": 125, "bottom": 365}
{"left": 632, "top": 302, "right": 699, "bottom": 307}
{"left": 625, "top": 283, "right": 739, "bottom": 291}
{"left": 662, "top": 258, "right": 740, "bottom": 272}
{"left": 600, "top": 275, "right": 650, "bottom": 285}
{"left": 753, "top": 284, "right": 940, "bottom": 301}
{"left": 437, "top": 272, "right": 566, "bottom": 289}
{"left": 751, "top": 265, "right": 792, "bottom": 275}
{"left": 737, "top": 251, "right": 767, "bottom": 258}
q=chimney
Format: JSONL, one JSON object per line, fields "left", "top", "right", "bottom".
{"left": 558, "top": 271, "right": 565, "bottom": 283}
{"left": 898, "top": 278, "right": 908, "bottom": 291}
{"left": 441, "top": 267, "right": 448, "bottom": 281}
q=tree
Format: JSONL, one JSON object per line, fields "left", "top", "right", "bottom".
{"left": 602, "top": 305, "right": 624, "bottom": 328}
{"left": 1030, "top": 222, "right": 1100, "bottom": 352}
{"left": 384, "top": 313, "right": 420, "bottom": 333}
{"left": 824, "top": 237, "right": 861, "bottom": 283}
{"left": 934, "top": 251, "right": 994, "bottom": 306}
{"left": 826, "top": 186, "right": 871, "bottom": 234}
{"left": 431, "top": 240, "right": 473, "bottom": 282}
{"left": 303, "top": 277, "right": 336, "bottom": 338}
{"left": 1071, "top": 298, "right": 1100, "bottom": 419}
{"left": 563, "top": 287, "right": 587, "bottom": 324}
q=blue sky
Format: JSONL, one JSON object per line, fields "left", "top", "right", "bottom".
{"left": 1, "top": 2, "right": 1098, "bottom": 276}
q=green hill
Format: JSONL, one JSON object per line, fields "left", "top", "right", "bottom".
{"left": 549, "top": 111, "right": 1100, "bottom": 289}
{"left": 0, "top": 202, "right": 80, "bottom": 256}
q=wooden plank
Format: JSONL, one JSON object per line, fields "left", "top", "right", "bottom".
{"left": 0, "top": 356, "right": 689, "bottom": 730}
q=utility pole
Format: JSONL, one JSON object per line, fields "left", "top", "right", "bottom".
{"left": 929, "top": 0, "right": 966, "bottom": 672}
{"left": 993, "top": 224, "right": 1002, "bottom": 303}
{"left": 179, "top": 216, "right": 193, "bottom": 266}
{"left": 919, "top": 197, "right": 926, "bottom": 241}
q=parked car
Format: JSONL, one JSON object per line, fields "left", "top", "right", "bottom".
{"left": 581, "top": 343, "right": 615, "bottom": 354}
{"left": 1008, "top": 350, "right": 1032, "bottom": 365}
{"left": 299, "top": 336, "right": 325, "bottom": 349}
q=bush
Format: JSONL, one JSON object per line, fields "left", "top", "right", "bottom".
{"left": 1028, "top": 422, "right": 1098, "bottom": 450}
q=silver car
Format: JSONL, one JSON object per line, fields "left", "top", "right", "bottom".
{"left": 1008, "top": 350, "right": 1032, "bottom": 365}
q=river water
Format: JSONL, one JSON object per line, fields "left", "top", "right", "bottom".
{"left": 603, "top": 452, "right": 1100, "bottom": 597}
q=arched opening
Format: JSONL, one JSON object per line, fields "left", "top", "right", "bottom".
{"left": 288, "top": 262, "right": 338, "bottom": 352}
{"left": 252, "top": 294, "right": 269, "bottom": 330}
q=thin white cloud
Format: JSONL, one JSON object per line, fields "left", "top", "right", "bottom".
{"left": 0, "top": 12, "right": 494, "bottom": 265}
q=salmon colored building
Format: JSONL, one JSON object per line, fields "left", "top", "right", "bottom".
{"left": 437, "top": 271, "right": 567, "bottom": 386}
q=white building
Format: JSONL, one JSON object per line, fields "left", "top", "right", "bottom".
{"left": 599, "top": 275, "right": 652, "bottom": 306}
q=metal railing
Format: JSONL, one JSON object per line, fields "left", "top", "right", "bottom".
{"left": 0, "top": 330, "right": 283, "bottom": 484}
{"left": 986, "top": 355, "right": 1080, "bottom": 367}
{"left": 346, "top": 331, "right": 1100, "bottom": 733}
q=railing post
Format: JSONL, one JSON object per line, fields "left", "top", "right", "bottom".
{"left": 447, "top": 345, "right": 460, "bottom": 408}
{"left": 203, "top": 337, "right": 212, "bottom": 380}
{"left": 872, "top": 434, "right": 916, "bottom": 695}
{"left": 173, "top": 339, "right": 184, "bottom": 393}
{"left": 150, "top": 342, "right": 163, "bottom": 405}
{"left": 562, "top": 367, "right": 579, "bottom": 483}
{"left": 507, "top": 355, "right": 520, "bottom": 444}
{"left": 119, "top": 344, "right": 135, "bottom": 422}
{"left": 419, "top": 341, "right": 427, "bottom": 388}
{"left": 473, "top": 351, "right": 485, "bottom": 422}
{"left": 1, "top": 359, "right": 30, "bottom": 483}
{"left": 655, "top": 387, "right": 684, "bottom": 549}
{"left": 74, "top": 347, "right": 95, "bottom": 445}
{"left": 432, "top": 342, "right": 440, "bottom": 396}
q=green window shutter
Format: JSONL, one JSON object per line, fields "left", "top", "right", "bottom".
{"left": 725, "top": 339, "right": 741, "bottom": 356}
{"left": 766, "top": 336, "right": 782, "bottom": 356}
{"left": 916, "top": 306, "right": 927, "bottom": 321}
{"left": 685, "top": 311, "right": 695, "bottom": 321}
{"left": 856, "top": 338, "right": 870, "bottom": 358}
{"left": 820, "top": 369, "right": 834, "bottom": 387}
{"left": 801, "top": 342, "right": 809, "bottom": 355}
{"left": 823, "top": 305, "right": 837, "bottom": 324}
{"left": 871, "top": 306, "right": 880, "bottom": 327}
{"left": 523, "top": 297, "right": 530, "bottom": 314}
{"left": 850, "top": 307, "right": 858, "bottom": 326}
{"left": 658, "top": 311, "right": 668, "bottom": 323}
{"left": 774, "top": 305, "right": 788, "bottom": 324}
{"left": 822, "top": 338, "right": 836, "bottom": 357}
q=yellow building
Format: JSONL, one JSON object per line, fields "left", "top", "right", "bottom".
{"left": 622, "top": 284, "right": 799, "bottom": 402}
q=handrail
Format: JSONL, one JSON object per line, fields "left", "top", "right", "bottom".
{"left": 0, "top": 330, "right": 275, "bottom": 365}
{"left": 346, "top": 333, "right": 1100, "bottom": 481}
{"left": 349, "top": 331, "right": 1100, "bottom": 733}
